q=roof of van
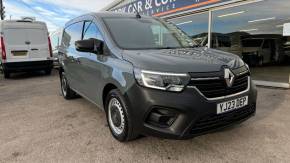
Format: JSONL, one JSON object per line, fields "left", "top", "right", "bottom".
{"left": 1, "top": 20, "right": 46, "bottom": 25}
{"left": 0, "top": 20, "right": 47, "bottom": 31}
{"left": 66, "top": 12, "right": 153, "bottom": 26}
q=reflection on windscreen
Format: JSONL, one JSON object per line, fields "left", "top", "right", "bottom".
{"left": 218, "top": 36, "right": 231, "bottom": 47}
{"left": 103, "top": 17, "right": 194, "bottom": 50}
{"left": 242, "top": 39, "right": 263, "bottom": 47}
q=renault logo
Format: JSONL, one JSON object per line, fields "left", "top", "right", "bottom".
{"left": 224, "top": 68, "right": 235, "bottom": 88}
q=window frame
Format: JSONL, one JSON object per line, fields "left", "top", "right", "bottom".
{"left": 63, "top": 21, "right": 85, "bottom": 49}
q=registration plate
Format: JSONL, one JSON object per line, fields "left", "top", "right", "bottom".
{"left": 217, "top": 96, "right": 248, "bottom": 114}
{"left": 12, "top": 51, "right": 27, "bottom": 56}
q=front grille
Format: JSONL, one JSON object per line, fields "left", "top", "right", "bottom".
{"left": 188, "top": 71, "right": 249, "bottom": 99}
{"left": 190, "top": 105, "right": 256, "bottom": 134}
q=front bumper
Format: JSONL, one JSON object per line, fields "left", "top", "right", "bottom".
{"left": 125, "top": 80, "right": 257, "bottom": 139}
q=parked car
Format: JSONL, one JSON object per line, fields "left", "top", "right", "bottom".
{"left": 192, "top": 32, "right": 249, "bottom": 58}
{"left": 0, "top": 18, "right": 53, "bottom": 78}
{"left": 50, "top": 29, "right": 63, "bottom": 67}
{"left": 241, "top": 35, "right": 283, "bottom": 66}
{"left": 193, "top": 33, "right": 232, "bottom": 52}
{"left": 59, "top": 12, "right": 257, "bottom": 142}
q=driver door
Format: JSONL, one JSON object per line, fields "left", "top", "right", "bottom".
{"left": 62, "top": 21, "right": 84, "bottom": 92}
{"left": 76, "top": 21, "right": 105, "bottom": 101}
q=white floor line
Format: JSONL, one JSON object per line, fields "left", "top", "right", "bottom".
{"left": 253, "top": 80, "right": 290, "bottom": 89}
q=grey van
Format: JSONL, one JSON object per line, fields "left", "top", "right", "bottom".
{"left": 59, "top": 12, "right": 257, "bottom": 142}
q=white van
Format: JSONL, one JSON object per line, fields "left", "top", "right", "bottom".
{"left": 0, "top": 18, "right": 53, "bottom": 78}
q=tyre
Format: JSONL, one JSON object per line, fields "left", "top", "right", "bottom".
{"left": 3, "top": 71, "right": 10, "bottom": 79}
{"left": 105, "top": 89, "right": 138, "bottom": 142}
{"left": 44, "top": 68, "right": 52, "bottom": 75}
{"left": 60, "top": 71, "right": 77, "bottom": 99}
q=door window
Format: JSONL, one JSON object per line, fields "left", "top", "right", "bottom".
{"left": 4, "top": 29, "right": 27, "bottom": 45}
{"left": 26, "top": 29, "right": 46, "bottom": 44}
{"left": 63, "top": 22, "right": 83, "bottom": 49}
{"left": 83, "top": 21, "right": 103, "bottom": 41}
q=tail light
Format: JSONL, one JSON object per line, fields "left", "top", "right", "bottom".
{"left": 0, "top": 36, "right": 6, "bottom": 60}
{"left": 48, "top": 37, "right": 53, "bottom": 58}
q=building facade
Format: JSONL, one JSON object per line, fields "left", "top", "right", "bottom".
{"left": 104, "top": 0, "right": 290, "bottom": 88}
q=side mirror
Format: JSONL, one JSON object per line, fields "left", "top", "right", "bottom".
{"left": 75, "top": 38, "right": 104, "bottom": 54}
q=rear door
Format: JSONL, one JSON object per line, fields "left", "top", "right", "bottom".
{"left": 78, "top": 21, "right": 105, "bottom": 100}
{"left": 4, "top": 27, "right": 49, "bottom": 62}
{"left": 62, "top": 21, "right": 84, "bottom": 92}
{"left": 26, "top": 28, "right": 50, "bottom": 60}
{"left": 4, "top": 28, "right": 30, "bottom": 61}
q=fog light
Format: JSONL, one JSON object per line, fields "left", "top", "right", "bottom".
{"left": 146, "top": 108, "right": 178, "bottom": 128}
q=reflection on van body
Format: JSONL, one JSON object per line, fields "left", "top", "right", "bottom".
{"left": 241, "top": 35, "right": 283, "bottom": 66}
{"left": 192, "top": 32, "right": 286, "bottom": 66}
{"left": 192, "top": 33, "right": 240, "bottom": 56}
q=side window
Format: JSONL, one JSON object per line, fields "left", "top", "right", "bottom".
{"left": 63, "top": 22, "right": 84, "bottom": 49}
{"left": 83, "top": 21, "right": 103, "bottom": 41}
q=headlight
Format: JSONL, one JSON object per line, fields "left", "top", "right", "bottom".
{"left": 134, "top": 69, "right": 190, "bottom": 92}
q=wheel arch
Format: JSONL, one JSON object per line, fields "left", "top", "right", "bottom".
{"left": 58, "top": 66, "right": 64, "bottom": 75}
{"left": 102, "top": 83, "right": 118, "bottom": 110}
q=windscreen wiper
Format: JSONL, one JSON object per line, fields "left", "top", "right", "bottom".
{"left": 192, "top": 45, "right": 201, "bottom": 48}
{"left": 159, "top": 47, "right": 180, "bottom": 49}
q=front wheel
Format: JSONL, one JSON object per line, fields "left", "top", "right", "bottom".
{"left": 105, "top": 89, "right": 138, "bottom": 142}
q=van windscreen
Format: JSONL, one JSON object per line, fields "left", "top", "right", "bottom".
{"left": 103, "top": 17, "right": 196, "bottom": 50}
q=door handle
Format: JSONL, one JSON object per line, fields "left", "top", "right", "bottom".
{"left": 31, "top": 48, "right": 39, "bottom": 51}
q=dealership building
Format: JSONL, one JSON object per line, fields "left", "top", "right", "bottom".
{"left": 103, "top": 0, "right": 290, "bottom": 88}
